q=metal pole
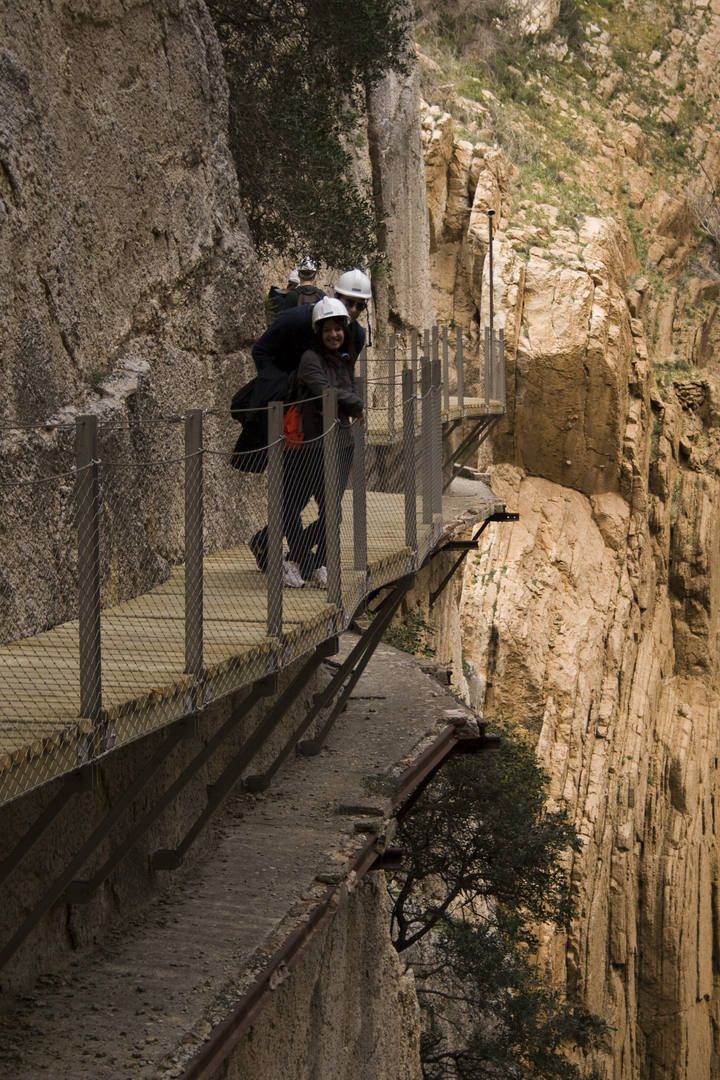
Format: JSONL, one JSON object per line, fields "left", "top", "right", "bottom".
{"left": 323, "top": 389, "right": 342, "bottom": 608}
{"left": 184, "top": 409, "right": 204, "bottom": 677}
{"left": 266, "top": 402, "right": 284, "bottom": 638}
{"left": 352, "top": 377, "right": 367, "bottom": 574}
{"left": 411, "top": 329, "right": 418, "bottom": 387}
{"left": 484, "top": 326, "right": 491, "bottom": 411}
{"left": 431, "top": 357, "right": 443, "bottom": 518}
{"left": 487, "top": 209, "right": 496, "bottom": 409}
{"left": 442, "top": 325, "right": 450, "bottom": 417}
{"left": 402, "top": 369, "right": 417, "bottom": 557}
{"left": 76, "top": 414, "right": 102, "bottom": 721}
{"left": 421, "top": 359, "right": 433, "bottom": 525}
{"left": 456, "top": 328, "right": 465, "bottom": 416}
{"left": 414, "top": 330, "right": 418, "bottom": 427}
{"left": 388, "top": 333, "right": 396, "bottom": 438}
{"left": 498, "top": 327, "right": 506, "bottom": 409}
{"left": 487, "top": 208, "right": 495, "bottom": 342}
{"left": 358, "top": 344, "right": 368, "bottom": 409}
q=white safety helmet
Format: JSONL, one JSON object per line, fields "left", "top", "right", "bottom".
{"left": 299, "top": 256, "right": 319, "bottom": 274}
{"left": 287, "top": 269, "right": 300, "bottom": 285}
{"left": 311, "top": 296, "right": 349, "bottom": 329}
{"left": 334, "top": 268, "right": 372, "bottom": 301}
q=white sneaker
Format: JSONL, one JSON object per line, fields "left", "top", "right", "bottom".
{"left": 308, "top": 565, "right": 328, "bottom": 589}
{"left": 283, "top": 560, "right": 305, "bottom": 588}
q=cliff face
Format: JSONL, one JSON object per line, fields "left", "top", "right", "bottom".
{"left": 418, "top": 0, "right": 720, "bottom": 1075}
{"left": 0, "top": 0, "right": 263, "bottom": 640}
{"left": 222, "top": 878, "right": 422, "bottom": 1080}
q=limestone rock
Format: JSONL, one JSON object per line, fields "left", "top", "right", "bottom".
{"left": 368, "top": 68, "right": 434, "bottom": 337}
{"left": 0, "top": 0, "right": 263, "bottom": 641}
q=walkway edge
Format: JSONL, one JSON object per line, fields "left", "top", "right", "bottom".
{"left": 180, "top": 722, "right": 467, "bottom": 1080}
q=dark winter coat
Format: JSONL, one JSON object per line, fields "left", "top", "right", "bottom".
{"left": 251, "top": 305, "right": 366, "bottom": 377}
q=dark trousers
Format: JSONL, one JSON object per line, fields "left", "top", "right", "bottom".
{"left": 251, "top": 439, "right": 353, "bottom": 577}
{"left": 292, "top": 439, "right": 353, "bottom": 577}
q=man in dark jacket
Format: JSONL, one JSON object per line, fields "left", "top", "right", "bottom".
{"left": 251, "top": 267, "right": 369, "bottom": 384}
{"left": 244, "top": 270, "right": 372, "bottom": 576}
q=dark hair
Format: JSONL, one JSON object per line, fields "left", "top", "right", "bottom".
{"left": 313, "top": 319, "right": 355, "bottom": 362}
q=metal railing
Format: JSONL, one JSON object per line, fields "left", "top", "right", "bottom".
{"left": 363, "top": 324, "right": 505, "bottom": 445}
{"left": 0, "top": 325, "right": 506, "bottom": 806}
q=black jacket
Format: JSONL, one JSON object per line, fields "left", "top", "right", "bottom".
{"left": 251, "top": 305, "right": 366, "bottom": 377}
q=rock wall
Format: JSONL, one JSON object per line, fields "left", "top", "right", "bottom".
{"left": 367, "top": 54, "right": 434, "bottom": 344}
{"left": 0, "top": 0, "right": 263, "bottom": 640}
{"left": 222, "top": 876, "right": 422, "bottom": 1080}
{"left": 418, "top": 9, "right": 720, "bottom": 1075}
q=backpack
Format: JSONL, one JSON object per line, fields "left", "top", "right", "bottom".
{"left": 282, "top": 285, "right": 324, "bottom": 311}
{"left": 265, "top": 285, "right": 287, "bottom": 325}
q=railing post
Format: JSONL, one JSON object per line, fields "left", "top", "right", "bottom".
{"left": 388, "top": 333, "right": 397, "bottom": 438}
{"left": 266, "top": 402, "right": 284, "bottom": 639}
{"left": 75, "top": 415, "right": 102, "bottom": 721}
{"left": 411, "top": 328, "right": 419, "bottom": 386}
{"left": 442, "top": 325, "right": 450, "bottom": 417}
{"left": 184, "top": 409, "right": 204, "bottom": 678}
{"left": 456, "top": 327, "right": 465, "bottom": 416}
{"left": 484, "top": 326, "right": 491, "bottom": 410}
{"left": 323, "top": 389, "right": 342, "bottom": 608}
{"left": 358, "top": 344, "right": 369, "bottom": 409}
{"left": 498, "top": 327, "right": 506, "bottom": 409}
{"left": 421, "top": 359, "right": 433, "bottom": 525}
{"left": 352, "top": 377, "right": 367, "bottom": 574}
{"left": 402, "top": 369, "right": 417, "bottom": 558}
{"left": 431, "top": 357, "right": 443, "bottom": 519}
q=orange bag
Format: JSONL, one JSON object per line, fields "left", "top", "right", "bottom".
{"left": 283, "top": 403, "right": 304, "bottom": 449}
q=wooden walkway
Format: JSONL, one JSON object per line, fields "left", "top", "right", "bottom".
{"left": 0, "top": 485, "right": 502, "bottom": 804}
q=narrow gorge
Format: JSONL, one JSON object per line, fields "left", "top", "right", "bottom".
{"left": 1, "top": 0, "right": 719, "bottom": 1077}
{"left": 412, "top": 0, "right": 720, "bottom": 1075}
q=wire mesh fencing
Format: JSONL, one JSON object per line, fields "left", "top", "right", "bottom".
{"left": 0, "top": 323, "right": 507, "bottom": 806}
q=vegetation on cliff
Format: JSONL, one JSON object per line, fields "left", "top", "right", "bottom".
{"left": 416, "top": 0, "right": 719, "bottom": 345}
{"left": 389, "top": 726, "right": 607, "bottom": 1079}
{"left": 207, "top": 0, "right": 410, "bottom": 266}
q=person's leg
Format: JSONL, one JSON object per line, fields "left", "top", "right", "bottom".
{"left": 282, "top": 448, "right": 311, "bottom": 569}
{"left": 249, "top": 526, "right": 268, "bottom": 572}
{"left": 298, "top": 444, "right": 325, "bottom": 578}
{"left": 305, "top": 437, "right": 354, "bottom": 583}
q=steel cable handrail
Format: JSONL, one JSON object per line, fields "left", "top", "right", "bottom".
{"left": 0, "top": 324, "right": 504, "bottom": 808}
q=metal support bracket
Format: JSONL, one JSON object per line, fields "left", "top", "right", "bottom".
{"left": 0, "top": 764, "right": 96, "bottom": 893}
{"left": 149, "top": 648, "right": 328, "bottom": 871}
{"left": 244, "top": 577, "right": 414, "bottom": 788}
{"left": 429, "top": 511, "right": 519, "bottom": 608}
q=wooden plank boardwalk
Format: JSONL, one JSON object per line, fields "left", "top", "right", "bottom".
{"left": 0, "top": 485, "right": 501, "bottom": 804}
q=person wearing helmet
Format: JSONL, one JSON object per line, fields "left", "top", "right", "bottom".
{"left": 333, "top": 267, "right": 373, "bottom": 344}
{"left": 251, "top": 267, "right": 370, "bottom": 382}
{"left": 265, "top": 267, "right": 301, "bottom": 325}
{"left": 281, "top": 257, "right": 325, "bottom": 311}
{"left": 246, "top": 274, "right": 370, "bottom": 579}
{"left": 284, "top": 297, "right": 364, "bottom": 587}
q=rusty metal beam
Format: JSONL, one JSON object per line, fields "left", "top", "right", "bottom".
{"left": 179, "top": 721, "right": 500, "bottom": 1080}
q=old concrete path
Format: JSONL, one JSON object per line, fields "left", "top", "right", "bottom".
{"left": 0, "top": 635, "right": 477, "bottom": 1079}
